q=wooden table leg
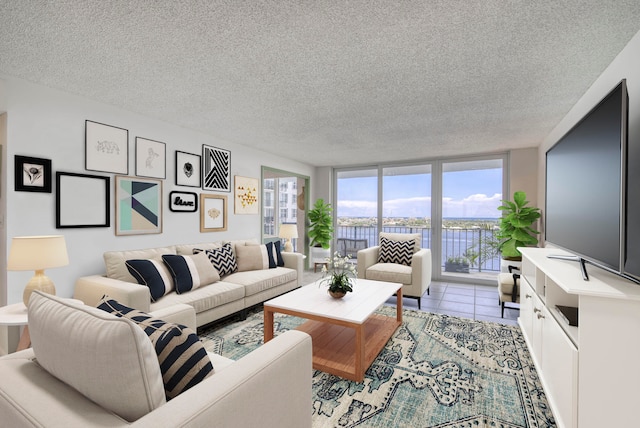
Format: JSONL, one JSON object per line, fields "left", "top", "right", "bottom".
{"left": 264, "top": 307, "right": 274, "bottom": 343}
{"left": 17, "top": 325, "right": 31, "bottom": 352}
{"left": 355, "top": 324, "right": 364, "bottom": 381}
{"left": 396, "top": 288, "right": 403, "bottom": 322}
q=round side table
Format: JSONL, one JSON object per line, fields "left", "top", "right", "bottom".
{"left": 0, "top": 302, "right": 29, "bottom": 354}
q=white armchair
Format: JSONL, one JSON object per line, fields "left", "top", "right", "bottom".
{"left": 357, "top": 232, "right": 432, "bottom": 309}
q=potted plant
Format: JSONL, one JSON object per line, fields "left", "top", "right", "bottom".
{"left": 318, "top": 252, "right": 357, "bottom": 298}
{"left": 308, "top": 198, "right": 334, "bottom": 262}
{"left": 496, "top": 191, "right": 541, "bottom": 261}
{"left": 444, "top": 256, "right": 470, "bottom": 273}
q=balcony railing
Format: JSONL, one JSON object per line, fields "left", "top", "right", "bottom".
{"left": 335, "top": 225, "right": 501, "bottom": 273}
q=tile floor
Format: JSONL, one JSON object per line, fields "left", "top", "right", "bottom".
{"left": 394, "top": 280, "right": 519, "bottom": 326}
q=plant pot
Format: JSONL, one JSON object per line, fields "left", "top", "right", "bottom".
{"left": 328, "top": 290, "right": 346, "bottom": 299}
{"left": 500, "top": 258, "right": 522, "bottom": 273}
{"left": 311, "top": 246, "right": 330, "bottom": 263}
{"left": 444, "top": 261, "right": 470, "bottom": 273}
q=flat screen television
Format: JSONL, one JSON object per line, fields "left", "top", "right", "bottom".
{"left": 545, "top": 79, "right": 637, "bottom": 283}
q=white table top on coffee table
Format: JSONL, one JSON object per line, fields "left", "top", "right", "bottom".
{"left": 264, "top": 278, "right": 401, "bottom": 324}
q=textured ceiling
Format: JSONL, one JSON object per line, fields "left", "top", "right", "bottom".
{"left": 1, "top": 1, "right": 639, "bottom": 167}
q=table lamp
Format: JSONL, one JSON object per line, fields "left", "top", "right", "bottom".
{"left": 8, "top": 235, "right": 69, "bottom": 306}
{"left": 278, "top": 224, "right": 298, "bottom": 252}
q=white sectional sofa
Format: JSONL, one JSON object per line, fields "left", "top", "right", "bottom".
{"left": 74, "top": 240, "right": 304, "bottom": 328}
{"left": 0, "top": 292, "right": 312, "bottom": 427}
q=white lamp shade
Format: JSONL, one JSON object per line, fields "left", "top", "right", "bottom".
{"left": 278, "top": 224, "right": 298, "bottom": 240}
{"left": 8, "top": 235, "right": 69, "bottom": 271}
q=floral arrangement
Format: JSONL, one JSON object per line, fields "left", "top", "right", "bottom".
{"left": 317, "top": 252, "right": 357, "bottom": 295}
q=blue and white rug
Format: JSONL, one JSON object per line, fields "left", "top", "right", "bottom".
{"left": 199, "top": 306, "right": 555, "bottom": 427}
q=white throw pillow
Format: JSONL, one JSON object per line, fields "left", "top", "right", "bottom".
{"left": 28, "top": 291, "right": 166, "bottom": 422}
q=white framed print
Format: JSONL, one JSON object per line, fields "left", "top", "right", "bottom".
{"left": 135, "top": 137, "right": 166, "bottom": 179}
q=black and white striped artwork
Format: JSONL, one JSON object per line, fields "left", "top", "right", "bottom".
{"left": 202, "top": 145, "right": 231, "bottom": 192}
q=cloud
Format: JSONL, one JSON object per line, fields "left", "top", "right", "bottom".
{"left": 338, "top": 193, "right": 501, "bottom": 218}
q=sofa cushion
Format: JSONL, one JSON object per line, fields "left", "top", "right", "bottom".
{"left": 150, "top": 281, "right": 245, "bottom": 314}
{"left": 195, "top": 243, "right": 238, "bottom": 276}
{"left": 97, "top": 297, "right": 214, "bottom": 400}
{"left": 126, "top": 259, "right": 174, "bottom": 302}
{"left": 104, "top": 246, "right": 177, "bottom": 282}
{"left": 28, "top": 291, "right": 166, "bottom": 422}
{"left": 175, "top": 242, "right": 223, "bottom": 256}
{"left": 366, "top": 262, "right": 413, "bottom": 285}
{"left": 235, "top": 244, "right": 270, "bottom": 272}
{"left": 224, "top": 267, "right": 297, "bottom": 297}
{"left": 377, "top": 235, "right": 415, "bottom": 266}
{"left": 162, "top": 253, "right": 221, "bottom": 294}
{"left": 265, "top": 241, "right": 285, "bottom": 267}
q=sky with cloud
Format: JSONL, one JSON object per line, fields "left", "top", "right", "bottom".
{"left": 337, "top": 168, "right": 502, "bottom": 218}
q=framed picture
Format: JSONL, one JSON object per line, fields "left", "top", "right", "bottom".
{"left": 202, "top": 145, "right": 231, "bottom": 192}
{"left": 115, "top": 175, "right": 162, "bottom": 235}
{"left": 56, "top": 172, "right": 110, "bottom": 228}
{"left": 14, "top": 155, "right": 52, "bottom": 193}
{"left": 169, "top": 191, "right": 197, "bottom": 212}
{"left": 234, "top": 175, "right": 259, "bottom": 214}
{"left": 85, "top": 120, "right": 129, "bottom": 174}
{"left": 200, "top": 194, "right": 227, "bottom": 232}
{"left": 135, "top": 137, "right": 166, "bottom": 179}
{"left": 175, "top": 151, "right": 201, "bottom": 187}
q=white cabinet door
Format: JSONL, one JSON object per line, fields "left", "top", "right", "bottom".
{"left": 541, "top": 307, "right": 578, "bottom": 428}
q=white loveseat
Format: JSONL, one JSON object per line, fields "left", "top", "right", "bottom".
{"left": 0, "top": 292, "right": 312, "bottom": 427}
{"left": 74, "top": 240, "right": 303, "bottom": 328}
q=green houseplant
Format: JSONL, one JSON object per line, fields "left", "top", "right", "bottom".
{"left": 318, "top": 252, "right": 357, "bottom": 298}
{"left": 308, "top": 198, "right": 334, "bottom": 249}
{"left": 496, "top": 191, "right": 541, "bottom": 260}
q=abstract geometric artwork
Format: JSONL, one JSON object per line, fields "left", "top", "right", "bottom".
{"left": 175, "top": 151, "right": 201, "bottom": 187}
{"left": 85, "top": 120, "right": 128, "bottom": 174}
{"left": 115, "top": 176, "right": 162, "bottom": 235}
{"left": 202, "top": 145, "right": 230, "bottom": 192}
{"left": 234, "top": 175, "right": 259, "bottom": 214}
{"left": 200, "top": 194, "right": 227, "bottom": 232}
{"left": 135, "top": 137, "right": 166, "bottom": 179}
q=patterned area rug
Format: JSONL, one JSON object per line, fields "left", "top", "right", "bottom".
{"left": 199, "top": 306, "right": 556, "bottom": 428}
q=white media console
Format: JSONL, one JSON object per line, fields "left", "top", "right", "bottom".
{"left": 519, "top": 247, "right": 640, "bottom": 428}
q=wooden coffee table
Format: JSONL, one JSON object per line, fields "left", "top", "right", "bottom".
{"left": 264, "top": 278, "right": 402, "bottom": 382}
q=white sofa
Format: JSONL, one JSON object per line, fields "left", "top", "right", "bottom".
{"left": 357, "top": 232, "right": 432, "bottom": 309}
{"left": 74, "top": 240, "right": 304, "bottom": 328}
{"left": 0, "top": 292, "right": 312, "bottom": 427}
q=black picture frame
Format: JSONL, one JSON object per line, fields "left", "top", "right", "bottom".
{"left": 85, "top": 120, "right": 129, "bottom": 174}
{"left": 202, "top": 145, "right": 231, "bottom": 192}
{"left": 15, "top": 155, "right": 52, "bottom": 193}
{"left": 169, "top": 191, "right": 198, "bottom": 212}
{"left": 175, "top": 151, "right": 201, "bottom": 187}
{"left": 56, "top": 172, "right": 110, "bottom": 228}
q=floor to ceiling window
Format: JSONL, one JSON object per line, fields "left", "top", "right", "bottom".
{"left": 441, "top": 158, "right": 504, "bottom": 281}
{"left": 335, "top": 155, "right": 505, "bottom": 283}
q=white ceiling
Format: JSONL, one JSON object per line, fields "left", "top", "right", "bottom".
{"left": 1, "top": 1, "right": 639, "bottom": 167}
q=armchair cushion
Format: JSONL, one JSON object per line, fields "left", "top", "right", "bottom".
{"left": 377, "top": 235, "right": 415, "bottom": 266}
{"left": 28, "top": 291, "right": 166, "bottom": 422}
{"left": 366, "top": 262, "right": 412, "bottom": 285}
{"left": 379, "top": 232, "right": 421, "bottom": 251}
{"left": 97, "top": 297, "right": 214, "bottom": 400}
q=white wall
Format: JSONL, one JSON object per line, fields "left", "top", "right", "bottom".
{"left": 2, "top": 77, "right": 315, "bottom": 304}
{"left": 537, "top": 30, "right": 640, "bottom": 244}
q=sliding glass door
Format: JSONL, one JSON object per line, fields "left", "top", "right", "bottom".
{"left": 335, "top": 155, "right": 505, "bottom": 283}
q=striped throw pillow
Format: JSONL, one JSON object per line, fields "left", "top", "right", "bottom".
{"left": 162, "top": 253, "right": 220, "bottom": 293}
{"left": 194, "top": 242, "right": 237, "bottom": 276}
{"left": 125, "top": 259, "right": 173, "bottom": 302}
{"left": 377, "top": 236, "right": 415, "bottom": 266}
{"left": 97, "top": 297, "right": 214, "bottom": 400}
